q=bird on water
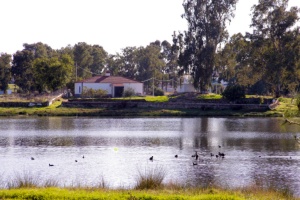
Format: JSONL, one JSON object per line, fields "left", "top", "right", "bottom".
{"left": 149, "top": 156, "right": 153, "bottom": 161}
{"left": 49, "top": 164, "right": 54, "bottom": 167}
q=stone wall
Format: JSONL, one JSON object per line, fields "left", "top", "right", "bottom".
{"left": 62, "top": 101, "right": 269, "bottom": 111}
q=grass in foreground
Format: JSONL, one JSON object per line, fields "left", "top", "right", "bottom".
{"left": 0, "top": 187, "right": 297, "bottom": 200}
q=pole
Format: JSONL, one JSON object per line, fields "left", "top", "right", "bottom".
{"left": 75, "top": 62, "right": 78, "bottom": 81}
{"left": 153, "top": 77, "right": 154, "bottom": 96}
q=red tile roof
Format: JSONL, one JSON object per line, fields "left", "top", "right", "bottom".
{"left": 77, "top": 76, "right": 142, "bottom": 84}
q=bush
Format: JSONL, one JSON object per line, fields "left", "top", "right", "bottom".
{"left": 81, "top": 87, "right": 108, "bottom": 98}
{"left": 123, "top": 88, "right": 135, "bottom": 97}
{"left": 154, "top": 88, "right": 164, "bottom": 96}
{"left": 222, "top": 85, "right": 245, "bottom": 101}
{"left": 295, "top": 94, "right": 300, "bottom": 110}
{"left": 135, "top": 165, "right": 166, "bottom": 190}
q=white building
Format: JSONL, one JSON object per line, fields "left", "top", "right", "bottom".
{"left": 177, "top": 75, "right": 197, "bottom": 93}
{"left": 74, "top": 72, "right": 143, "bottom": 97}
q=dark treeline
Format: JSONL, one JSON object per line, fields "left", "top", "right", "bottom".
{"left": 0, "top": 0, "right": 299, "bottom": 97}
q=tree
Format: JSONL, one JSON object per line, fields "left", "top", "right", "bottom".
{"left": 89, "top": 45, "right": 107, "bottom": 75}
{"left": 136, "top": 44, "right": 165, "bottom": 94}
{"left": 11, "top": 42, "right": 55, "bottom": 92}
{"left": 179, "top": 0, "right": 238, "bottom": 91}
{"left": 73, "top": 42, "right": 93, "bottom": 79}
{"left": 0, "top": 53, "right": 12, "bottom": 93}
{"left": 249, "top": 0, "right": 300, "bottom": 96}
{"left": 33, "top": 54, "right": 74, "bottom": 93}
{"left": 11, "top": 49, "right": 35, "bottom": 92}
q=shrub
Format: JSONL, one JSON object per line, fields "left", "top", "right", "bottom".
{"left": 134, "top": 165, "right": 166, "bottom": 190}
{"left": 81, "top": 87, "right": 108, "bottom": 98}
{"left": 295, "top": 94, "right": 300, "bottom": 110}
{"left": 123, "top": 88, "right": 135, "bottom": 97}
{"left": 222, "top": 85, "right": 245, "bottom": 101}
{"left": 154, "top": 88, "right": 164, "bottom": 96}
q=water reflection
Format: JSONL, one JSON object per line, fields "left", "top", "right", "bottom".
{"left": 0, "top": 117, "right": 299, "bottom": 196}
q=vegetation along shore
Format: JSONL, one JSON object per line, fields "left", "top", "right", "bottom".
{"left": 0, "top": 93, "right": 297, "bottom": 117}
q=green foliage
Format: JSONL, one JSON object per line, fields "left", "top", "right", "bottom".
{"left": 33, "top": 54, "right": 74, "bottom": 93}
{"left": 222, "top": 85, "right": 246, "bottom": 101}
{"left": 0, "top": 53, "right": 12, "bottom": 93}
{"left": 198, "top": 94, "right": 222, "bottom": 100}
{"left": 73, "top": 42, "right": 108, "bottom": 79}
{"left": 81, "top": 87, "right": 107, "bottom": 98}
{"left": 295, "top": 94, "right": 300, "bottom": 110}
{"left": 154, "top": 87, "right": 164, "bottom": 96}
{"left": 179, "top": 0, "right": 238, "bottom": 91}
{"left": 11, "top": 43, "right": 56, "bottom": 93}
{"left": 123, "top": 88, "right": 135, "bottom": 97}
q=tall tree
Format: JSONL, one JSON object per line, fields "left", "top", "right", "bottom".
{"left": 179, "top": 0, "right": 238, "bottom": 91}
{"left": 73, "top": 42, "right": 93, "bottom": 79}
{"left": 11, "top": 42, "right": 55, "bottom": 92}
{"left": 250, "top": 0, "right": 300, "bottom": 96}
{"left": 0, "top": 53, "right": 12, "bottom": 93}
{"left": 33, "top": 54, "right": 74, "bottom": 93}
{"left": 89, "top": 45, "right": 107, "bottom": 75}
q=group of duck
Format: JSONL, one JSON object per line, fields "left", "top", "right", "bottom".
{"left": 30, "top": 155, "right": 85, "bottom": 167}
{"left": 149, "top": 145, "right": 226, "bottom": 165}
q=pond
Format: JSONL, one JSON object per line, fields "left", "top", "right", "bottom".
{"left": 0, "top": 117, "right": 299, "bottom": 195}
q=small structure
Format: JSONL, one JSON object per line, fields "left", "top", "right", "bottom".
{"left": 74, "top": 72, "right": 143, "bottom": 98}
{"left": 0, "top": 89, "right": 12, "bottom": 95}
{"left": 177, "top": 75, "right": 197, "bottom": 93}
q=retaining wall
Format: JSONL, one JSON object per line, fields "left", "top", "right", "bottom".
{"left": 62, "top": 101, "right": 269, "bottom": 111}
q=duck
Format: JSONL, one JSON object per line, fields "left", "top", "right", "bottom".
{"left": 82, "top": 155, "right": 85, "bottom": 159}
{"left": 149, "top": 156, "right": 153, "bottom": 161}
{"left": 218, "top": 152, "right": 225, "bottom": 158}
{"left": 193, "top": 161, "right": 198, "bottom": 166}
{"left": 192, "top": 151, "right": 199, "bottom": 160}
{"left": 210, "top": 153, "right": 214, "bottom": 157}
{"left": 49, "top": 164, "right": 54, "bottom": 167}
{"left": 75, "top": 160, "right": 78, "bottom": 162}
{"left": 31, "top": 157, "right": 35, "bottom": 160}
{"left": 175, "top": 155, "right": 178, "bottom": 158}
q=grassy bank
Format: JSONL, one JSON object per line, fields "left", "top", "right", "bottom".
{"left": 0, "top": 187, "right": 297, "bottom": 200}
{"left": 0, "top": 95, "right": 296, "bottom": 117}
{"left": 0, "top": 166, "right": 298, "bottom": 200}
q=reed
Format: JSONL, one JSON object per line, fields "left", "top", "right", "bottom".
{"left": 7, "top": 172, "right": 40, "bottom": 189}
{"left": 134, "top": 165, "right": 166, "bottom": 190}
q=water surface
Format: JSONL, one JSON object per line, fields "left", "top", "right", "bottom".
{"left": 0, "top": 117, "right": 299, "bottom": 195}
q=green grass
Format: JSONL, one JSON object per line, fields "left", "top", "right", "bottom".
{"left": 112, "top": 95, "right": 169, "bottom": 102}
{"left": 0, "top": 187, "right": 297, "bottom": 200}
{"left": 0, "top": 95, "right": 298, "bottom": 117}
{"left": 197, "top": 93, "right": 222, "bottom": 100}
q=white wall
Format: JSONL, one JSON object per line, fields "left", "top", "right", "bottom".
{"left": 75, "top": 82, "right": 143, "bottom": 97}
{"left": 177, "top": 83, "right": 196, "bottom": 93}
{"left": 124, "top": 83, "right": 143, "bottom": 95}
{"left": 74, "top": 82, "right": 112, "bottom": 96}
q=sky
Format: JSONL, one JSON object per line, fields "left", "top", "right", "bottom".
{"left": 0, "top": 0, "right": 299, "bottom": 55}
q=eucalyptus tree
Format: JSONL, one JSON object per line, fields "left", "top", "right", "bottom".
{"left": 73, "top": 42, "right": 93, "bottom": 79}
{"left": 179, "top": 0, "right": 238, "bottom": 91}
{"left": 0, "top": 53, "right": 12, "bottom": 93}
{"left": 249, "top": 0, "right": 300, "bottom": 96}
{"left": 114, "top": 46, "right": 139, "bottom": 79}
{"left": 89, "top": 45, "right": 108, "bottom": 75}
{"left": 136, "top": 44, "right": 165, "bottom": 93}
{"left": 73, "top": 42, "right": 108, "bottom": 79}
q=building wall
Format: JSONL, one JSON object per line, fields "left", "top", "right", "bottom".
{"left": 74, "top": 83, "right": 112, "bottom": 97}
{"left": 124, "top": 83, "right": 143, "bottom": 95}
{"left": 177, "top": 84, "right": 196, "bottom": 93}
{"left": 74, "top": 82, "right": 143, "bottom": 97}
